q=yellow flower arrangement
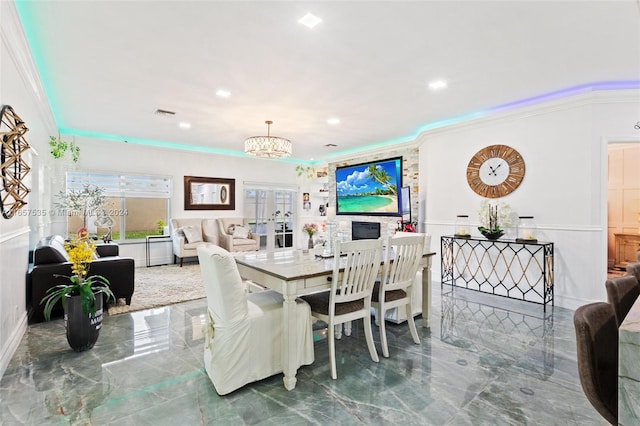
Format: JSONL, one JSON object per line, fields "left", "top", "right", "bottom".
{"left": 41, "top": 228, "right": 115, "bottom": 321}
{"left": 65, "top": 230, "right": 95, "bottom": 278}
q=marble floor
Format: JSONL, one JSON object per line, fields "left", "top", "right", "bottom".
{"left": 0, "top": 285, "right": 607, "bottom": 425}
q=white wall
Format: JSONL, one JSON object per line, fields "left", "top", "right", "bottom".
{"left": 2, "top": 0, "right": 638, "bottom": 379}
{"left": 420, "top": 91, "right": 640, "bottom": 310}
{"left": 71, "top": 138, "right": 299, "bottom": 265}
{"left": 0, "top": 1, "right": 57, "bottom": 378}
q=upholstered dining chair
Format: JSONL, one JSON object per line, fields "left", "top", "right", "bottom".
{"left": 626, "top": 259, "right": 640, "bottom": 284}
{"left": 605, "top": 275, "right": 640, "bottom": 326}
{"left": 372, "top": 234, "right": 425, "bottom": 357}
{"left": 573, "top": 302, "right": 618, "bottom": 425}
{"left": 197, "top": 245, "right": 314, "bottom": 395}
{"left": 301, "top": 238, "right": 383, "bottom": 379}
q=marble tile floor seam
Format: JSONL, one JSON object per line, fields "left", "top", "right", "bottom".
{"left": 0, "top": 285, "right": 609, "bottom": 425}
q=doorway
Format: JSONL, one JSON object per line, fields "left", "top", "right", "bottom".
{"left": 607, "top": 141, "right": 640, "bottom": 277}
{"left": 244, "top": 187, "right": 296, "bottom": 250}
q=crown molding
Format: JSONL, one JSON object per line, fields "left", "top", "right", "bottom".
{"left": 1, "top": 1, "right": 56, "bottom": 131}
{"left": 415, "top": 86, "right": 640, "bottom": 143}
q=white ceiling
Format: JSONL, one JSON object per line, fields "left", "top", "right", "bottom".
{"left": 15, "top": 0, "right": 640, "bottom": 163}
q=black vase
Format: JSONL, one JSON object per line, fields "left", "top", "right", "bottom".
{"left": 64, "top": 291, "right": 103, "bottom": 352}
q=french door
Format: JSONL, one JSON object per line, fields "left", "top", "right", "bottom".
{"left": 244, "top": 186, "right": 296, "bottom": 250}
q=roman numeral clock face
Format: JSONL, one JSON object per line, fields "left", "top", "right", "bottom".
{"left": 466, "top": 145, "right": 525, "bottom": 198}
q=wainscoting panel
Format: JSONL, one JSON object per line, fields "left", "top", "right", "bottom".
{"left": 0, "top": 227, "right": 30, "bottom": 379}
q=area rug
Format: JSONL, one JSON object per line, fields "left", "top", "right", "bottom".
{"left": 108, "top": 264, "right": 205, "bottom": 315}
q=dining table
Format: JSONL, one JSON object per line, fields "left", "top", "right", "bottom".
{"left": 233, "top": 247, "right": 435, "bottom": 390}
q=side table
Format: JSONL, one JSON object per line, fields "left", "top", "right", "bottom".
{"left": 146, "top": 235, "right": 172, "bottom": 267}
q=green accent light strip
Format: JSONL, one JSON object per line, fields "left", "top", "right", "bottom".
{"left": 14, "top": 2, "right": 640, "bottom": 163}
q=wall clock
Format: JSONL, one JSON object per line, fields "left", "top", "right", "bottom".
{"left": 466, "top": 144, "right": 525, "bottom": 198}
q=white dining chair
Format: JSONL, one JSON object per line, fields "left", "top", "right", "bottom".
{"left": 197, "top": 244, "right": 314, "bottom": 395}
{"left": 301, "top": 238, "right": 383, "bottom": 379}
{"left": 372, "top": 234, "right": 424, "bottom": 357}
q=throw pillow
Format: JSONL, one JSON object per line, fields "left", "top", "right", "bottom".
{"left": 226, "top": 224, "right": 236, "bottom": 235}
{"left": 182, "top": 225, "right": 203, "bottom": 243}
{"left": 232, "top": 225, "right": 250, "bottom": 239}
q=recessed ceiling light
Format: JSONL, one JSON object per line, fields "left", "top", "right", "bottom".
{"left": 179, "top": 122, "right": 191, "bottom": 129}
{"left": 327, "top": 118, "right": 340, "bottom": 125}
{"left": 216, "top": 89, "right": 231, "bottom": 98}
{"left": 298, "top": 13, "right": 322, "bottom": 29}
{"left": 428, "top": 80, "right": 448, "bottom": 90}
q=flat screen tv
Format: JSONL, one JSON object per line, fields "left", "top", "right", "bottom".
{"left": 336, "top": 156, "right": 402, "bottom": 216}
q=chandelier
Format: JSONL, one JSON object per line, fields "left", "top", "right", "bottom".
{"left": 244, "top": 120, "right": 292, "bottom": 158}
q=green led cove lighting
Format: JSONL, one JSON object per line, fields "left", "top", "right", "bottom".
{"left": 14, "top": 2, "right": 640, "bottom": 163}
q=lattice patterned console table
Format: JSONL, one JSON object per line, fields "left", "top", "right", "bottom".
{"left": 441, "top": 236, "right": 554, "bottom": 311}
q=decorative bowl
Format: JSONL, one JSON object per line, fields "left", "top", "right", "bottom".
{"left": 479, "top": 229, "right": 504, "bottom": 240}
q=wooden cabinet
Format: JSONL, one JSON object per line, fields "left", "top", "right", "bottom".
{"left": 614, "top": 233, "right": 640, "bottom": 268}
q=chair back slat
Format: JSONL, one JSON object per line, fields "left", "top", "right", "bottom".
{"left": 383, "top": 234, "right": 425, "bottom": 292}
{"left": 332, "top": 239, "right": 383, "bottom": 304}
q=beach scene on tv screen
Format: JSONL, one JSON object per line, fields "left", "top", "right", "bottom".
{"left": 336, "top": 158, "right": 400, "bottom": 214}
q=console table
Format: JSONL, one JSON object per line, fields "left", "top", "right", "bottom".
{"left": 441, "top": 235, "right": 554, "bottom": 311}
{"left": 145, "top": 235, "right": 171, "bottom": 267}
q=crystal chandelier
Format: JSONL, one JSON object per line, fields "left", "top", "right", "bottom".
{"left": 244, "top": 120, "right": 292, "bottom": 158}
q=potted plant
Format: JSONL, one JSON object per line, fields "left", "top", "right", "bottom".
{"left": 49, "top": 135, "right": 80, "bottom": 162}
{"left": 477, "top": 201, "right": 512, "bottom": 240}
{"left": 41, "top": 228, "right": 115, "bottom": 352}
{"left": 303, "top": 223, "right": 318, "bottom": 249}
{"left": 157, "top": 219, "right": 166, "bottom": 235}
{"left": 54, "top": 183, "right": 106, "bottom": 229}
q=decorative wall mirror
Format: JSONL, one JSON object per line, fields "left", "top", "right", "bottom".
{"left": 184, "top": 176, "right": 235, "bottom": 210}
{"left": 0, "top": 105, "right": 31, "bottom": 219}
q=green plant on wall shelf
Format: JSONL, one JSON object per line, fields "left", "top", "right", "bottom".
{"left": 49, "top": 135, "right": 80, "bottom": 162}
{"left": 295, "top": 165, "right": 316, "bottom": 179}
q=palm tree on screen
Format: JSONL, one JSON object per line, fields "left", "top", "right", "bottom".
{"left": 366, "top": 165, "right": 397, "bottom": 195}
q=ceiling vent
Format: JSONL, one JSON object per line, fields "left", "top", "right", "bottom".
{"left": 324, "top": 143, "right": 337, "bottom": 147}
{"left": 154, "top": 108, "right": 176, "bottom": 117}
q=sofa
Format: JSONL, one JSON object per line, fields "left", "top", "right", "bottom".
{"left": 27, "top": 235, "right": 135, "bottom": 323}
{"left": 170, "top": 217, "right": 259, "bottom": 266}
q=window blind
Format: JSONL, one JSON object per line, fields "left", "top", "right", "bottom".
{"left": 67, "top": 172, "right": 172, "bottom": 198}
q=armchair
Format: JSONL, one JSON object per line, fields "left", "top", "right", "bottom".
{"left": 170, "top": 218, "right": 218, "bottom": 266}
{"left": 216, "top": 217, "right": 259, "bottom": 252}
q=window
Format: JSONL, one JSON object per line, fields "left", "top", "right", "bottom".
{"left": 65, "top": 172, "right": 172, "bottom": 241}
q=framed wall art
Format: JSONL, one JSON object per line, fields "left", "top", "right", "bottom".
{"left": 0, "top": 105, "right": 31, "bottom": 219}
{"left": 184, "top": 176, "right": 235, "bottom": 210}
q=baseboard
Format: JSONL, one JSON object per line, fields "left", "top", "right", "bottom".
{"left": 0, "top": 312, "right": 28, "bottom": 380}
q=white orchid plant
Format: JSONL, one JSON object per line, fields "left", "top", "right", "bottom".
{"left": 478, "top": 200, "right": 512, "bottom": 233}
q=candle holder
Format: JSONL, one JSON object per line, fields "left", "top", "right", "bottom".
{"left": 516, "top": 216, "right": 538, "bottom": 243}
{"left": 454, "top": 215, "right": 470, "bottom": 237}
